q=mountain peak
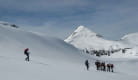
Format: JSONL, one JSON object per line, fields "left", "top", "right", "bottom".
{"left": 75, "top": 25, "right": 86, "bottom": 32}
{"left": 74, "top": 25, "right": 94, "bottom": 33}
{"left": 65, "top": 26, "right": 102, "bottom": 43}
{"left": 64, "top": 26, "right": 115, "bottom": 50}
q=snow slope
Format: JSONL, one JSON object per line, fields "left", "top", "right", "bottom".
{"left": 1, "top": 55, "right": 138, "bottom": 80}
{"left": 0, "top": 22, "right": 138, "bottom": 80}
{"left": 0, "top": 22, "right": 88, "bottom": 63}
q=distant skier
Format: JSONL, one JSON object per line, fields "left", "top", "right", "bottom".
{"left": 107, "top": 64, "right": 110, "bottom": 72}
{"left": 110, "top": 64, "right": 114, "bottom": 72}
{"left": 95, "top": 60, "right": 100, "bottom": 70}
{"left": 85, "top": 60, "right": 90, "bottom": 71}
{"left": 24, "top": 48, "right": 30, "bottom": 61}
{"left": 101, "top": 62, "right": 106, "bottom": 71}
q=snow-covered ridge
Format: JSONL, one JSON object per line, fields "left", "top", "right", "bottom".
{"left": 65, "top": 26, "right": 102, "bottom": 43}
{"left": 65, "top": 25, "right": 138, "bottom": 58}
{"left": 65, "top": 25, "right": 118, "bottom": 50}
{"left": 121, "top": 32, "right": 138, "bottom": 46}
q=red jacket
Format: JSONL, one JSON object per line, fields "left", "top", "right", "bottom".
{"left": 24, "top": 48, "right": 29, "bottom": 54}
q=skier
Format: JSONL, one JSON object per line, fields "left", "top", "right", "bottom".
{"left": 101, "top": 62, "right": 106, "bottom": 71}
{"left": 24, "top": 48, "right": 30, "bottom": 61}
{"left": 110, "top": 64, "right": 114, "bottom": 72}
{"left": 107, "top": 64, "right": 110, "bottom": 72}
{"left": 85, "top": 60, "right": 90, "bottom": 71}
{"left": 95, "top": 60, "right": 100, "bottom": 70}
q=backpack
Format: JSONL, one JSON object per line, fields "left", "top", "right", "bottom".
{"left": 24, "top": 48, "right": 29, "bottom": 55}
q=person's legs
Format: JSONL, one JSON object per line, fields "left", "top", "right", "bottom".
{"left": 25, "top": 54, "right": 29, "bottom": 61}
{"left": 109, "top": 67, "right": 111, "bottom": 72}
{"left": 97, "top": 65, "right": 100, "bottom": 70}
{"left": 27, "top": 55, "right": 29, "bottom": 61}
{"left": 100, "top": 65, "right": 103, "bottom": 71}
{"left": 85, "top": 64, "right": 88, "bottom": 70}
{"left": 96, "top": 65, "right": 98, "bottom": 70}
{"left": 111, "top": 67, "right": 113, "bottom": 72}
{"left": 87, "top": 64, "right": 89, "bottom": 70}
{"left": 107, "top": 66, "right": 109, "bottom": 72}
{"left": 104, "top": 65, "right": 105, "bottom": 71}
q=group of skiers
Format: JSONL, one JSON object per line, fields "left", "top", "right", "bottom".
{"left": 95, "top": 60, "right": 114, "bottom": 72}
{"left": 85, "top": 60, "right": 114, "bottom": 72}
{"left": 24, "top": 48, "right": 115, "bottom": 73}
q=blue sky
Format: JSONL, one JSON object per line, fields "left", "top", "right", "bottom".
{"left": 0, "top": 0, "right": 138, "bottom": 40}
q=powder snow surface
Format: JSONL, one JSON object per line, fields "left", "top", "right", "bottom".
{"left": 0, "top": 23, "right": 138, "bottom": 80}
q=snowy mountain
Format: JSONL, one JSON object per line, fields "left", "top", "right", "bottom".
{"left": 65, "top": 26, "right": 138, "bottom": 57}
{"left": 121, "top": 32, "right": 138, "bottom": 46}
{"left": 0, "top": 22, "right": 138, "bottom": 80}
{"left": 65, "top": 26, "right": 120, "bottom": 50}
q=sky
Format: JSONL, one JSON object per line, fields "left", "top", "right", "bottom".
{"left": 0, "top": 0, "right": 138, "bottom": 40}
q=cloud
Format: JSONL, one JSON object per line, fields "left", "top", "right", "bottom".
{"left": 0, "top": 0, "right": 94, "bottom": 12}
{"left": 1, "top": 0, "right": 138, "bottom": 40}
